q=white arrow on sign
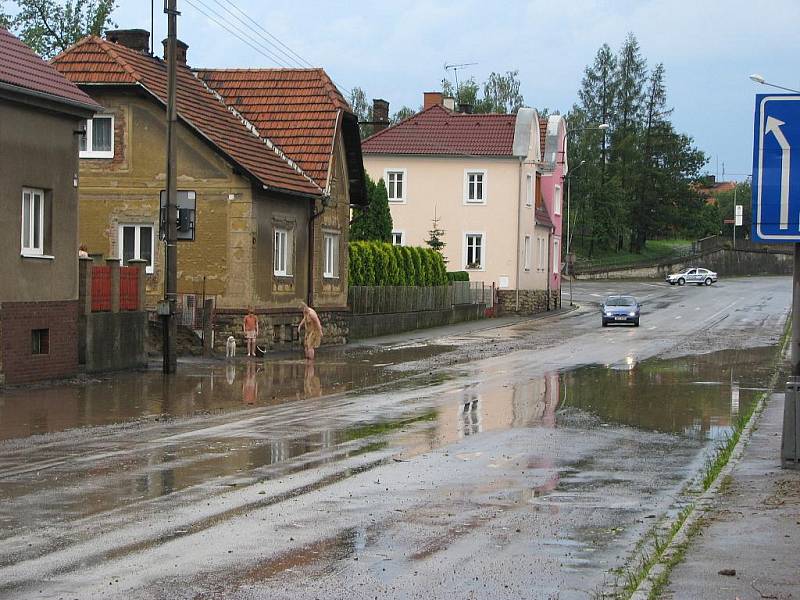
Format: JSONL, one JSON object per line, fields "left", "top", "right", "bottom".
{"left": 765, "top": 116, "right": 791, "bottom": 229}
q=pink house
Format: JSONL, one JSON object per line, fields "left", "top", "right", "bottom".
{"left": 538, "top": 115, "right": 567, "bottom": 293}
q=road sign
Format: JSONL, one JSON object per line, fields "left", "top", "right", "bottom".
{"left": 724, "top": 219, "right": 735, "bottom": 224}
{"left": 752, "top": 94, "right": 800, "bottom": 242}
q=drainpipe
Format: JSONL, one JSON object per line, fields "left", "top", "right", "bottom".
{"left": 546, "top": 227, "right": 552, "bottom": 310}
{"left": 515, "top": 158, "right": 523, "bottom": 312}
{"left": 307, "top": 195, "right": 330, "bottom": 306}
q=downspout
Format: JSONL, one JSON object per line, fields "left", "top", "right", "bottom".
{"left": 515, "top": 157, "right": 523, "bottom": 312}
{"left": 307, "top": 198, "right": 320, "bottom": 306}
{"left": 546, "top": 225, "right": 552, "bottom": 310}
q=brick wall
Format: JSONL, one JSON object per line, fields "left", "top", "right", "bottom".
{"left": 0, "top": 300, "right": 79, "bottom": 385}
{"left": 496, "top": 289, "right": 560, "bottom": 316}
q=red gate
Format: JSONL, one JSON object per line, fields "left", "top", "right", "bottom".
{"left": 91, "top": 266, "right": 112, "bottom": 312}
{"left": 119, "top": 266, "right": 139, "bottom": 311}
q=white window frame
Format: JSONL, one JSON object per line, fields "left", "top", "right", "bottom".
{"left": 274, "top": 227, "right": 289, "bottom": 277}
{"left": 384, "top": 168, "right": 407, "bottom": 203}
{"left": 553, "top": 238, "right": 560, "bottom": 274}
{"left": 80, "top": 115, "right": 114, "bottom": 159}
{"left": 554, "top": 184, "right": 562, "bottom": 216}
{"left": 538, "top": 237, "right": 546, "bottom": 271}
{"left": 464, "top": 169, "right": 487, "bottom": 205}
{"left": 523, "top": 235, "right": 531, "bottom": 271}
{"left": 118, "top": 223, "right": 155, "bottom": 274}
{"left": 323, "top": 231, "right": 340, "bottom": 278}
{"left": 526, "top": 174, "right": 533, "bottom": 207}
{"left": 464, "top": 232, "right": 485, "bottom": 271}
{"left": 391, "top": 230, "right": 405, "bottom": 246}
{"left": 21, "top": 187, "right": 45, "bottom": 257}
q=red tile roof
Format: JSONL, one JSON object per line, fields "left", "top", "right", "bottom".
{"left": 193, "top": 68, "right": 349, "bottom": 188}
{"left": 536, "top": 206, "right": 554, "bottom": 229}
{"left": 0, "top": 27, "right": 100, "bottom": 111}
{"left": 52, "top": 36, "right": 320, "bottom": 197}
{"left": 362, "top": 104, "right": 517, "bottom": 156}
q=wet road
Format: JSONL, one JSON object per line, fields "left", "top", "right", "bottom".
{"left": 0, "top": 276, "right": 790, "bottom": 599}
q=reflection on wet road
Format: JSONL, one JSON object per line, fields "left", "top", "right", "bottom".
{"left": 0, "top": 277, "right": 790, "bottom": 598}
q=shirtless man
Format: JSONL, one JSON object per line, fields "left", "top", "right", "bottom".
{"left": 297, "top": 301, "right": 323, "bottom": 361}
{"left": 243, "top": 307, "right": 259, "bottom": 357}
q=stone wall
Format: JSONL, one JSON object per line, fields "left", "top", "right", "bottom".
{"left": 496, "top": 290, "right": 561, "bottom": 316}
{"left": 83, "top": 311, "right": 148, "bottom": 373}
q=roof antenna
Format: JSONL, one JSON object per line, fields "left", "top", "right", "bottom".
{"left": 444, "top": 62, "right": 477, "bottom": 105}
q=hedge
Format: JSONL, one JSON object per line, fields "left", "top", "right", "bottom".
{"left": 348, "top": 242, "right": 448, "bottom": 286}
{"left": 447, "top": 271, "right": 470, "bottom": 282}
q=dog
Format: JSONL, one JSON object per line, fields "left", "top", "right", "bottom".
{"left": 225, "top": 335, "right": 236, "bottom": 359}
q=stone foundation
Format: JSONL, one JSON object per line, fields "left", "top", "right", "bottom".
{"left": 496, "top": 289, "right": 560, "bottom": 316}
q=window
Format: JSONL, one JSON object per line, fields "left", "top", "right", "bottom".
{"left": 553, "top": 238, "right": 560, "bottom": 274}
{"left": 80, "top": 115, "right": 114, "bottom": 158}
{"left": 385, "top": 169, "right": 406, "bottom": 202}
{"left": 274, "top": 228, "right": 290, "bottom": 276}
{"left": 526, "top": 174, "right": 533, "bottom": 207}
{"left": 323, "top": 232, "right": 340, "bottom": 278}
{"left": 21, "top": 187, "right": 45, "bottom": 256}
{"left": 465, "top": 233, "right": 484, "bottom": 270}
{"left": 32, "top": 329, "right": 49, "bottom": 355}
{"left": 391, "top": 231, "right": 405, "bottom": 246}
{"left": 119, "top": 224, "right": 154, "bottom": 274}
{"left": 538, "top": 237, "right": 546, "bottom": 271}
{"left": 465, "top": 170, "right": 486, "bottom": 203}
{"left": 554, "top": 184, "right": 562, "bottom": 216}
{"left": 524, "top": 235, "right": 531, "bottom": 271}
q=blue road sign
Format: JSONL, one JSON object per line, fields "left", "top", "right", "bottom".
{"left": 752, "top": 94, "right": 800, "bottom": 242}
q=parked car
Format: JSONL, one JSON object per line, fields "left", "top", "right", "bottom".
{"left": 666, "top": 267, "right": 718, "bottom": 286}
{"left": 601, "top": 295, "right": 641, "bottom": 327}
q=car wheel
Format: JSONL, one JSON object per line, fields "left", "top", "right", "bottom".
{"left": 669, "top": 281, "right": 675, "bottom": 286}
{"left": 634, "top": 319, "right": 640, "bottom": 327}
{"left": 677, "top": 277, "right": 685, "bottom": 286}
{"left": 602, "top": 320, "right": 608, "bottom": 327}
{"left": 705, "top": 277, "right": 712, "bottom": 286}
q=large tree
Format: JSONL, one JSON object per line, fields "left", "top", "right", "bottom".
{"left": 6, "top": 0, "right": 116, "bottom": 59}
{"left": 480, "top": 70, "right": 524, "bottom": 113}
{"left": 350, "top": 174, "right": 393, "bottom": 243}
{"left": 348, "top": 86, "right": 374, "bottom": 139}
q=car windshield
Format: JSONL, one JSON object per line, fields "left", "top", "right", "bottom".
{"left": 606, "top": 297, "right": 636, "bottom": 306}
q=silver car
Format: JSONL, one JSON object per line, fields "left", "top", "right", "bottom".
{"left": 666, "top": 267, "right": 718, "bottom": 286}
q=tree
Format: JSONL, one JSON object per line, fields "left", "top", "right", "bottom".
{"left": 8, "top": 0, "right": 116, "bottom": 59}
{"left": 350, "top": 174, "right": 393, "bottom": 242}
{"left": 425, "top": 213, "right": 446, "bottom": 261}
{"left": 480, "top": 70, "right": 524, "bottom": 114}
{"left": 348, "top": 86, "right": 374, "bottom": 139}
{"left": 715, "top": 180, "right": 752, "bottom": 240}
{"left": 391, "top": 105, "right": 416, "bottom": 123}
{"left": 442, "top": 76, "right": 479, "bottom": 109}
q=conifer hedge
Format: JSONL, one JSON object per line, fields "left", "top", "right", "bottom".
{"left": 348, "top": 242, "right": 448, "bottom": 286}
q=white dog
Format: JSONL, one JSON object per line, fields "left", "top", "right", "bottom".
{"left": 225, "top": 335, "right": 236, "bottom": 358}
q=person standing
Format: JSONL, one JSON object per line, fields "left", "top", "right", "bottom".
{"left": 297, "top": 301, "right": 322, "bottom": 361}
{"left": 243, "top": 307, "right": 259, "bottom": 357}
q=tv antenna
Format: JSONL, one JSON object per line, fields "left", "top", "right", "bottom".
{"left": 444, "top": 62, "right": 477, "bottom": 103}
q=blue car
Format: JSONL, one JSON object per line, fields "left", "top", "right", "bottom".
{"left": 601, "top": 295, "right": 641, "bottom": 327}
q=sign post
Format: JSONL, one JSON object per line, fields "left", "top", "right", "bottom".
{"left": 752, "top": 93, "right": 800, "bottom": 468}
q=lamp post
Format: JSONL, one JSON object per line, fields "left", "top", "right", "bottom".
{"left": 560, "top": 123, "right": 609, "bottom": 306}
{"left": 750, "top": 74, "right": 800, "bottom": 469}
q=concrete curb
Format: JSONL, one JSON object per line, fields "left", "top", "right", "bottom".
{"left": 627, "top": 343, "right": 787, "bottom": 600}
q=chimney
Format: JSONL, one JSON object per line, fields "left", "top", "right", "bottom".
{"left": 459, "top": 102, "right": 474, "bottom": 114}
{"left": 372, "top": 98, "right": 389, "bottom": 134}
{"left": 423, "top": 91, "right": 444, "bottom": 110}
{"left": 443, "top": 96, "right": 456, "bottom": 111}
{"left": 106, "top": 29, "right": 151, "bottom": 54}
{"left": 162, "top": 38, "right": 189, "bottom": 67}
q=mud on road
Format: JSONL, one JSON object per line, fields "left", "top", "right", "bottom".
{"left": 0, "top": 277, "right": 790, "bottom": 599}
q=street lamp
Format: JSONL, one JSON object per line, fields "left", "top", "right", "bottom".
{"left": 561, "top": 123, "right": 608, "bottom": 306}
{"left": 749, "top": 73, "right": 800, "bottom": 94}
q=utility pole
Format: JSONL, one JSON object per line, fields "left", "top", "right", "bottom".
{"left": 162, "top": 0, "right": 179, "bottom": 374}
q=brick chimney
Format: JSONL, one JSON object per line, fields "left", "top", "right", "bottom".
{"left": 106, "top": 29, "right": 151, "bottom": 54}
{"left": 162, "top": 38, "right": 189, "bottom": 66}
{"left": 424, "top": 92, "right": 444, "bottom": 110}
{"left": 372, "top": 99, "right": 389, "bottom": 134}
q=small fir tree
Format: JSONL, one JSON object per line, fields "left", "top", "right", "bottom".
{"left": 425, "top": 213, "right": 447, "bottom": 263}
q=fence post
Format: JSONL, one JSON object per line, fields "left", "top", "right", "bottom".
{"left": 128, "top": 259, "right": 148, "bottom": 310}
{"left": 106, "top": 258, "right": 120, "bottom": 313}
{"left": 79, "top": 257, "right": 93, "bottom": 316}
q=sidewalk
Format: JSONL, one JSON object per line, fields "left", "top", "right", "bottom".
{"left": 664, "top": 393, "right": 800, "bottom": 599}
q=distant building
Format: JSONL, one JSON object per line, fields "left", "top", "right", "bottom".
{"left": 362, "top": 93, "right": 560, "bottom": 311}
{"left": 0, "top": 27, "right": 101, "bottom": 384}
{"left": 52, "top": 30, "right": 366, "bottom": 348}
{"left": 697, "top": 175, "right": 737, "bottom": 205}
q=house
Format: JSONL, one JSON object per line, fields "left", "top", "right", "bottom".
{"left": 51, "top": 30, "right": 366, "bottom": 348}
{"left": 539, "top": 115, "right": 568, "bottom": 293}
{"left": 361, "top": 93, "right": 559, "bottom": 312}
{"left": 0, "top": 27, "right": 101, "bottom": 385}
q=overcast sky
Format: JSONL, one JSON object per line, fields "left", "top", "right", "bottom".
{"left": 115, "top": 0, "right": 800, "bottom": 182}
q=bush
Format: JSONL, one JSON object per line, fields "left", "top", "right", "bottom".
{"left": 348, "top": 242, "right": 449, "bottom": 287}
{"left": 447, "top": 271, "right": 470, "bottom": 282}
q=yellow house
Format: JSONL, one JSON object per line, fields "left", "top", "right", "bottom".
{"left": 52, "top": 30, "right": 366, "bottom": 347}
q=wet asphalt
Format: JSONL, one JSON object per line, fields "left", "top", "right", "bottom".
{"left": 0, "top": 276, "right": 790, "bottom": 599}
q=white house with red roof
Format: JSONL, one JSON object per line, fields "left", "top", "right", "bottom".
{"left": 362, "top": 93, "right": 559, "bottom": 311}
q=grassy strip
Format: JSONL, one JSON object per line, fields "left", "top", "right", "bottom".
{"left": 574, "top": 239, "right": 693, "bottom": 270}
{"left": 607, "top": 321, "right": 791, "bottom": 600}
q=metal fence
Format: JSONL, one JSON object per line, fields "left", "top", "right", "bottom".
{"left": 348, "top": 282, "right": 492, "bottom": 315}
{"left": 175, "top": 293, "right": 216, "bottom": 331}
